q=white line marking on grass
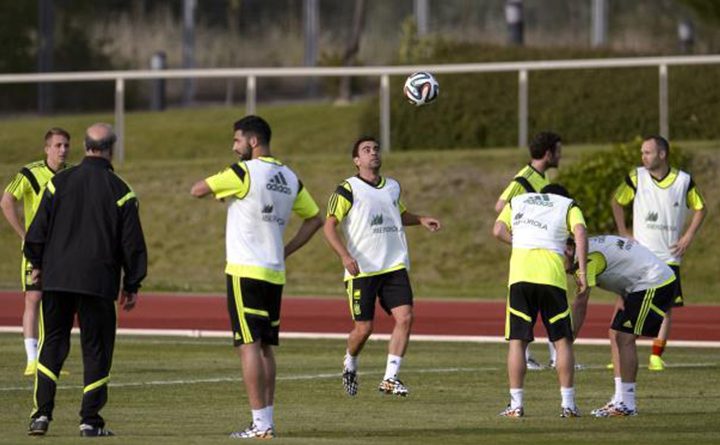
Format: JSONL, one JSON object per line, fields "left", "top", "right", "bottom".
{"left": 2, "top": 363, "right": 717, "bottom": 393}
{"left": 3, "top": 326, "right": 720, "bottom": 348}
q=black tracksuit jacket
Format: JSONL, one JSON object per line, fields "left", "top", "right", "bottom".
{"left": 24, "top": 156, "right": 147, "bottom": 299}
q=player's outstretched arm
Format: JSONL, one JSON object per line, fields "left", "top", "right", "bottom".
{"left": 323, "top": 216, "right": 359, "bottom": 276}
{"left": 401, "top": 211, "right": 441, "bottom": 232}
{"left": 285, "top": 214, "right": 323, "bottom": 259}
{"left": 0, "top": 192, "right": 25, "bottom": 239}
{"left": 190, "top": 180, "right": 212, "bottom": 198}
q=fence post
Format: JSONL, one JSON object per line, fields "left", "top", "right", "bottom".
{"left": 380, "top": 74, "right": 391, "bottom": 152}
{"left": 659, "top": 64, "right": 669, "bottom": 140}
{"left": 150, "top": 51, "right": 166, "bottom": 111}
{"left": 115, "top": 78, "right": 125, "bottom": 164}
{"left": 518, "top": 69, "right": 528, "bottom": 148}
{"left": 246, "top": 75, "right": 256, "bottom": 115}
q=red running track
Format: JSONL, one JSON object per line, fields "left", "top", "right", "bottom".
{"left": 1, "top": 291, "right": 719, "bottom": 341}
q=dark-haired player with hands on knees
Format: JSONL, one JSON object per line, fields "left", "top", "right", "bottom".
{"left": 564, "top": 235, "right": 677, "bottom": 417}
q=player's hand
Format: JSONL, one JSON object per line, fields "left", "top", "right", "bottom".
{"left": 670, "top": 234, "right": 692, "bottom": 256}
{"left": 420, "top": 216, "right": 441, "bottom": 232}
{"left": 575, "top": 273, "right": 588, "bottom": 296}
{"left": 342, "top": 255, "right": 360, "bottom": 276}
{"left": 119, "top": 291, "right": 138, "bottom": 311}
{"left": 30, "top": 268, "right": 41, "bottom": 285}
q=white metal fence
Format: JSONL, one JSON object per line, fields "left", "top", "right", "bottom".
{"left": 1, "top": 54, "right": 720, "bottom": 163}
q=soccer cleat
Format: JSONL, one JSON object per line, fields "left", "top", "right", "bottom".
{"left": 24, "top": 361, "right": 36, "bottom": 376}
{"left": 28, "top": 416, "right": 49, "bottom": 436}
{"left": 526, "top": 357, "right": 544, "bottom": 370}
{"left": 79, "top": 424, "right": 115, "bottom": 437}
{"left": 378, "top": 377, "right": 408, "bottom": 396}
{"left": 342, "top": 369, "right": 358, "bottom": 396}
{"left": 592, "top": 401, "right": 638, "bottom": 417}
{"left": 590, "top": 400, "right": 615, "bottom": 416}
{"left": 229, "top": 423, "right": 275, "bottom": 439}
{"left": 560, "top": 406, "right": 581, "bottom": 418}
{"left": 649, "top": 354, "right": 665, "bottom": 371}
{"left": 499, "top": 405, "right": 524, "bottom": 418}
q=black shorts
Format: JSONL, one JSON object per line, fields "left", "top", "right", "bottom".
{"left": 345, "top": 269, "right": 413, "bottom": 321}
{"left": 669, "top": 265, "right": 683, "bottom": 307}
{"left": 22, "top": 255, "right": 41, "bottom": 292}
{"left": 506, "top": 282, "right": 573, "bottom": 342}
{"left": 226, "top": 275, "right": 282, "bottom": 346}
{"left": 611, "top": 279, "right": 675, "bottom": 338}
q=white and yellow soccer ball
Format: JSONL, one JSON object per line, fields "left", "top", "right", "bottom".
{"left": 403, "top": 71, "right": 439, "bottom": 106}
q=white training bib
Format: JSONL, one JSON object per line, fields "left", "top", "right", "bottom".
{"left": 510, "top": 193, "right": 573, "bottom": 254}
{"left": 633, "top": 167, "right": 690, "bottom": 264}
{"left": 225, "top": 159, "right": 299, "bottom": 275}
{"left": 341, "top": 176, "right": 409, "bottom": 278}
{"left": 589, "top": 235, "right": 675, "bottom": 296}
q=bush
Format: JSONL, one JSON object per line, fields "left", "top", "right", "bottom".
{"left": 556, "top": 138, "right": 692, "bottom": 233}
{"left": 359, "top": 40, "right": 720, "bottom": 149}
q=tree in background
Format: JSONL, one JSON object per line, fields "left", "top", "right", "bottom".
{"left": 337, "top": 0, "right": 366, "bottom": 104}
{"left": 677, "top": 0, "right": 720, "bottom": 25}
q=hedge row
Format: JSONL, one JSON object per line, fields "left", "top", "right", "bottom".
{"left": 359, "top": 41, "right": 720, "bottom": 149}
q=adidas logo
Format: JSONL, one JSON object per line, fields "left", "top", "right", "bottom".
{"left": 370, "top": 214, "right": 384, "bottom": 226}
{"left": 262, "top": 204, "right": 274, "bottom": 213}
{"left": 623, "top": 320, "right": 633, "bottom": 328}
{"left": 523, "top": 194, "right": 554, "bottom": 207}
{"left": 266, "top": 172, "right": 291, "bottom": 194}
{"left": 645, "top": 211, "right": 659, "bottom": 222}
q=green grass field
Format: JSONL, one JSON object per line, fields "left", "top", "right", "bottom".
{"left": 1, "top": 333, "right": 719, "bottom": 444}
{"left": 0, "top": 103, "right": 718, "bottom": 300}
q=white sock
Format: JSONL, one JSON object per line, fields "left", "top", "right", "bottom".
{"left": 548, "top": 342, "right": 557, "bottom": 363}
{"left": 262, "top": 406, "right": 274, "bottom": 428}
{"left": 343, "top": 351, "right": 358, "bottom": 372}
{"left": 621, "top": 382, "right": 636, "bottom": 410}
{"left": 24, "top": 338, "right": 38, "bottom": 362}
{"left": 252, "top": 408, "right": 270, "bottom": 430}
{"left": 612, "top": 377, "right": 622, "bottom": 404}
{"left": 383, "top": 354, "right": 403, "bottom": 380}
{"left": 560, "top": 386, "right": 576, "bottom": 409}
{"left": 525, "top": 346, "right": 533, "bottom": 362}
{"left": 509, "top": 388, "right": 524, "bottom": 409}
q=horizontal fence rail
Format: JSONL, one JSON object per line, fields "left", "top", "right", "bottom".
{"left": 2, "top": 55, "right": 720, "bottom": 162}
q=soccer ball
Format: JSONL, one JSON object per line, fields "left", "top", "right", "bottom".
{"left": 403, "top": 72, "right": 439, "bottom": 106}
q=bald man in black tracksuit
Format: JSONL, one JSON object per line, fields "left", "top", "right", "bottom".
{"left": 24, "top": 123, "right": 147, "bottom": 437}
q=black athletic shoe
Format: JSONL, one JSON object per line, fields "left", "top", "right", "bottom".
{"left": 28, "top": 416, "right": 49, "bottom": 436}
{"left": 342, "top": 369, "right": 358, "bottom": 396}
{"left": 79, "top": 424, "right": 115, "bottom": 437}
